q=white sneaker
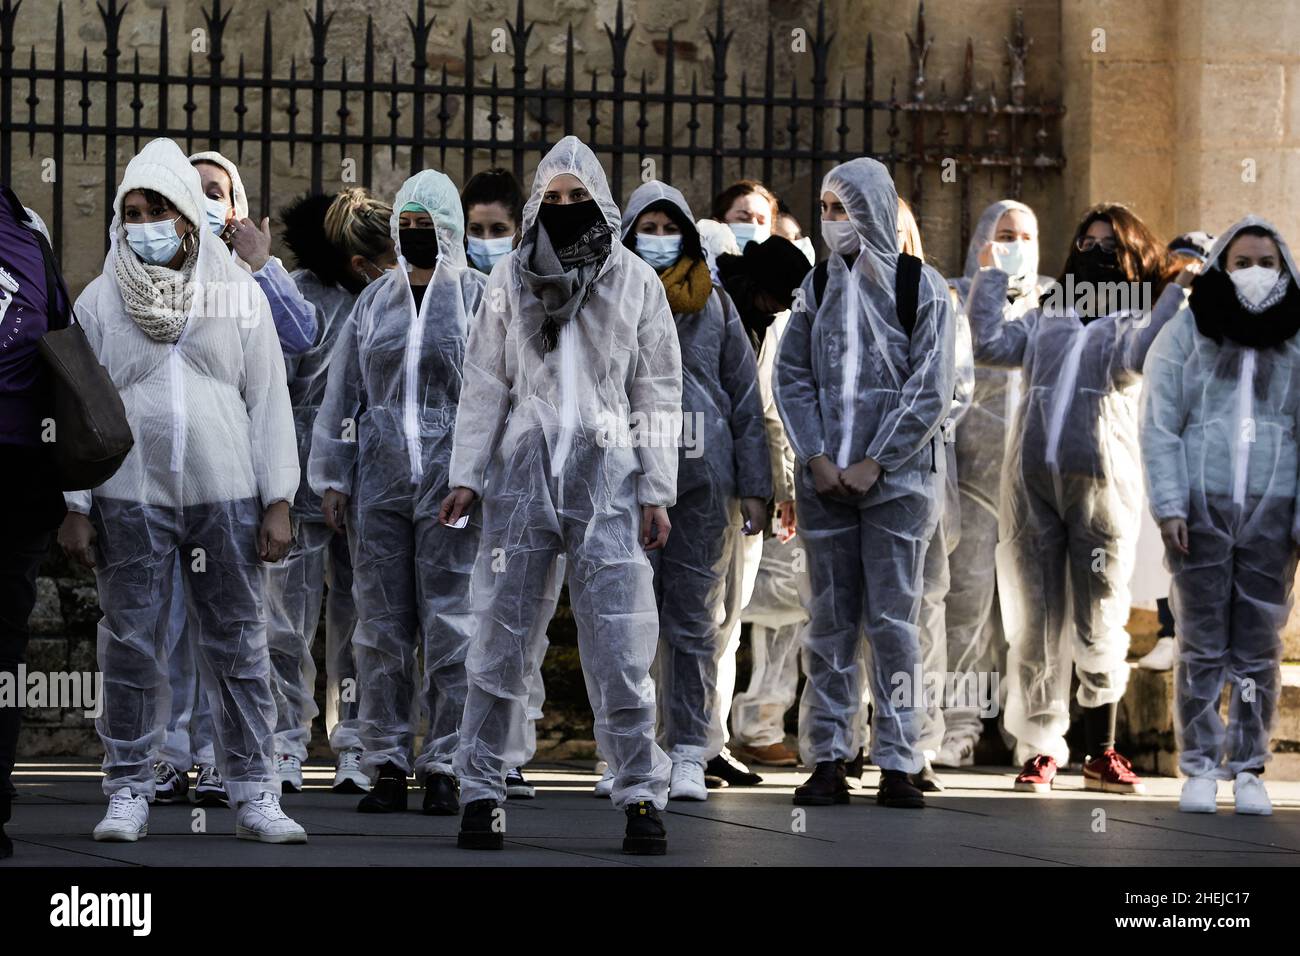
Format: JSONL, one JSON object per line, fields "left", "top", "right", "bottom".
{"left": 935, "top": 736, "right": 975, "bottom": 768}
{"left": 93, "top": 788, "right": 149, "bottom": 842}
{"left": 592, "top": 765, "right": 615, "bottom": 798}
{"left": 1179, "top": 774, "right": 1218, "bottom": 813}
{"left": 275, "top": 753, "right": 303, "bottom": 793}
{"left": 332, "top": 748, "right": 370, "bottom": 794}
{"left": 1138, "top": 636, "right": 1176, "bottom": 671}
{"left": 1233, "top": 772, "right": 1272, "bottom": 816}
{"left": 235, "top": 791, "right": 308, "bottom": 843}
{"left": 669, "top": 760, "right": 708, "bottom": 801}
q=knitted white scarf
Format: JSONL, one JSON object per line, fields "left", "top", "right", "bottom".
{"left": 112, "top": 236, "right": 198, "bottom": 343}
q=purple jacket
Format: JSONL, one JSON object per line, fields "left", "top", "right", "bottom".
{"left": 0, "top": 185, "right": 66, "bottom": 447}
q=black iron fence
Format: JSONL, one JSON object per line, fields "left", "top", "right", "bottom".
{"left": 0, "top": 0, "right": 1064, "bottom": 265}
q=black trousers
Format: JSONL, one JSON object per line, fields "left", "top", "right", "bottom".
{"left": 0, "top": 527, "right": 50, "bottom": 798}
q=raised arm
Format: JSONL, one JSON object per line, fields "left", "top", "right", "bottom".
{"left": 967, "top": 266, "right": 1033, "bottom": 369}
{"left": 252, "top": 257, "right": 318, "bottom": 355}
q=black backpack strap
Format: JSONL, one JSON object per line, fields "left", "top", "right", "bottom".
{"left": 812, "top": 259, "right": 829, "bottom": 309}
{"left": 895, "top": 252, "right": 922, "bottom": 338}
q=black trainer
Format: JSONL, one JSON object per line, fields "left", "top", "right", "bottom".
{"left": 357, "top": 763, "right": 408, "bottom": 813}
{"left": 705, "top": 752, "right": 762, "bottom": 787}
{"left": 422, "top": 772, "right": 460, "bottom": 816}
{"left": 793, "top": 760, "right": 851, "bottom": 806}
{"left": 622, "top": 801, "right": 667, "bottom": 855}
{"left": 457, "top": 799, "right": 504, "bottom": 850}
{"left": 878, "top": 769, "right": 925, "bottom": 808}
{"left": 153, "top": 761, "right": 190, "bottom": 805}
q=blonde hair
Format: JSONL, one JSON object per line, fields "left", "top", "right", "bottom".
{"left": 897, "top": 197, "right": 923, "bottom": 259}
{"left": 325, "top": 187, "right": 393, "bottom": 263}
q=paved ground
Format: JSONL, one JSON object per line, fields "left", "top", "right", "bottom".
{"left": 3, "top": 758, "right": 1298, "bottom": 867}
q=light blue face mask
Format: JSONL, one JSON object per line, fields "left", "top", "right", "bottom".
{"left": 636, "top": 233, "right": 682, "bottom": 270}
{"left": 204, "top": 196, "right": 232, "bottom": 236}
{"left": 728, "top": 221, "right": 769, "bottom": 249}
{"left": 467, "top": 234, "right": 515, "bottom": 273}
{"left": 124, "top": 216, "right": 185, "bottom": 266}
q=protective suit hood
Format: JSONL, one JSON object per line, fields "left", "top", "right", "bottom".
{"left": 392, "top": 169, "right": 468, "bottom": 271}
{"left": 189, "top": 149, "right": 251, "bottom": 220}
{"left": 619, "top": 180, "right": 696, "bottom": 241}
{"left": 1202, "top": 215, "right": 1300, "bottom": 284}
{"left": 520, "top": 136, "right": 622, "bottom": 235}
{"left": 821, "top": 158, "right": 900, "bottom": 277}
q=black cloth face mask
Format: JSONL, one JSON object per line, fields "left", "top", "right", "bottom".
{"left": 399, "top": 228, "right": 439, "bottom": 270}
{"left": 538, "top": 199, "right": 605, "bottom": 253}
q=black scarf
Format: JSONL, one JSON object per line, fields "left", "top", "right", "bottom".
{"left": 716, "top": 253, "right": 772, "bottom": 352}
{"left": 1189, "top": 267, "right": 1300, "bottom": 350}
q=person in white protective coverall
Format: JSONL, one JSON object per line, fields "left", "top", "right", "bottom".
{"left": 262, "top": 189, "right": 397, "bottom": 797}
{"left": 967, "top": 202, "right": 1185, "bottom": 795}
{"left": 310, "top": 170, "right": 486, "bottom": 818}
{"left": 775, "top": 157, "right": 956, "bottom": 810}
{"left": 706, "top": 232, "right": 812, "bottom": 789}
{"left": 620, "top": 180, "right": 771, "bottom": 801}
{"left": 460, "top": 168, "right": 556, "bottom": 800}
{"left": 936, "top": 200, "right": 1054, "bottom": 769}
{"left": 441, "top": 137, "right": 681, "bottom": 855}
{"left": 729, "top": 248, "right": 809, "bottom": 772}
{"left": 55, "top": 137, "right": 306, "bottom": 844}
{"left": 148, "top": 150, "right": 324, "bottom": 807}
{"left": 1141, "top": 217, "right": 1300, "bottom": 817}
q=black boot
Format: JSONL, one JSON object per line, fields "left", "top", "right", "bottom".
{"left": 623, "top": 801, "right": 667, "bottom": 856}
{"left": 793, "top": 760, "right": 850, "bottom": 806}
{"left": 877, "top": 769, "right": 925, "bottom": 808}
{"left": 457, "top": 799, "right": 504, "bottom": 850}
{"left": 357, "top": 763, "right": 408, "bottom": 813}
{"left": 422, "top": 773, "right": 460, "bottom": 816}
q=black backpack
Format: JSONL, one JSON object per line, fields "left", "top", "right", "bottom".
{"left": 812, "top": 251, "right": 922, "bottom": 337}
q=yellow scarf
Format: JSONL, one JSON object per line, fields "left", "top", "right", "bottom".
{"left": 659, "top": 256, "right": 713, "bottom": 315}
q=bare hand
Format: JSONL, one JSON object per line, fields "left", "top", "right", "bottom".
{"left": 439, "top": 487, "right": 477, "bottom": 527}
{"left": 1174, "top": 260, "right": 1203, "bottom": 288}
{"left": 978, "top": 241, "right": 1000, "bottom": 269}
{"left": 776, "top": 498, "right": 797, "bottom": 541}
{"left": 231, "top": 217, "right": 273, "bottom": 272}
{"left": 1160, "top": 517, "right": 1189, "bottom": 556}
{"left": 641, "top": 505, "right": 671, "bottom": 551}
{"left": 741, "top": 497, "right": 767, "bottom": 536}
{"left": 57, "top": 512, "right": 97, "bottom": 570}
{"left": 259, "top": 500, "right": 293, "bottom": 562}
{"left": 809, "top": 455, "right": 849, "bottom": 498}
{"left": 840, "top": 457, "right": 882, "bottom": 496}
{"left": 322, "top": 489, "right": 349, "bottom": 534}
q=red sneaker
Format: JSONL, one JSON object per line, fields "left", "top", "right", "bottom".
{"left": 1014, "top": 755, "right": 1058, "bottom": 793}
{"left": 1084, "top": 749, "right": 1146, "bottom": 794}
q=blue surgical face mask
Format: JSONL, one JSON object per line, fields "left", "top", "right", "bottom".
{"left": 124, "top": 216, "right": 185, "bottom": 266}
{"left": 467, "top": 234, "right": 515, "bottom": 273}
{"left": 729, "top": 221, "right": 769, "bottom": 249}
{"left": 636, "top": 233, "right": 682, "bottom": 270}
{"left": 204, "top": 196, "right": 232, "bottom": 236}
